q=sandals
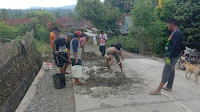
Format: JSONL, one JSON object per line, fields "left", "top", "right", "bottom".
{"left": 74, "top": 81, "right": 84, "bottom": 85}
{"left": 149, "top": 91, "right": 161, "bottom": 95}
{"left": 65, "top": 71, "right": 71, "bottom": 74}
{"left": 162, "top": 87, "right": 172, "bottom": 92}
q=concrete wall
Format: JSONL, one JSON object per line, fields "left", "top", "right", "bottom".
{"left": 0, "top": 42, "right": 43, "bottom": 112}
{"left": 0, "top": 31, "right": 34, "bottom": 68}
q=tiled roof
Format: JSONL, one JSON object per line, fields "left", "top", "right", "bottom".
{"left": 2, "top": 19, "right": 32, "bottom": 26}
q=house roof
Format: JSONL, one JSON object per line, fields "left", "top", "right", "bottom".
{"left": 2, "top": 19, "right": 32, "bottom": 26}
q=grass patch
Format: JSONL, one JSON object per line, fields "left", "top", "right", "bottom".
{"left": 34, "top": 39, "right": 49, "bottom": 54}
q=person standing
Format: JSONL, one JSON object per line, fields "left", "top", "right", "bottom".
{"left": 70, "top": 31, "right": 83, "bottom": 85}
{"left": 149, "top": 19, "right": 182, "bottom": 95}
{"left": 55, "top": 29, "right": 61, "bottom": 38}
{"left": 79, "top": 34, "right": 89, "bottom": 52}
{"left": 50, "top": 27, "right": 59, "bottom": 48}
{"left": 99, "top": 30, "right": 107, "bottom": 56}
{"left": 51, "top": 33, "right": 74, "bottom": 76}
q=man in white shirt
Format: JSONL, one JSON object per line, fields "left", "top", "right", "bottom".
{"left": 99, "top": 30, "right": 107, "bottom": 56}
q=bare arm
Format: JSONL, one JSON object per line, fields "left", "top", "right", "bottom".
{"left": 51, "top": 40, "right": 58, "bottom": 54}
{"left": 80, "top": 41, "right": 84, "bottom": 48}
{"left": 74, "top": 52, "right": 78, "bottom": 63}
{"left": 67, "top": 49, "right": 72, "bottom": 64}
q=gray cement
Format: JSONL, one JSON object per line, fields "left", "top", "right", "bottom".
{"left": 16, "top": 63, "right": 76, "bottom": 112}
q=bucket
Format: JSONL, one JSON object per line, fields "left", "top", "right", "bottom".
{"left": 52, "top": 74, "right": 66, "bottom": 89}
{"left": 72, "top": 65, "right": 83, "bottom": 78}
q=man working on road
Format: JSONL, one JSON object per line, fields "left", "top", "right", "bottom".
{"left": 79, "top": 34, "right": 89, "bottom": 52}
{"left": 70, "top": 31, "right": 83, "bottom": 85}
{"left": 51, "top": 33, "right": 73, "bottom": 76}
{"left": 99, "top": 30, "right": 107, "bottom": 57}
{"left": 50, "top": 27, "right": 59, "bottom": 48}
{"left": 149, "top": 19, "right": 182, "bottom": 95}
{"left": 106, "top": 43, "right": 124, "bottom": 72}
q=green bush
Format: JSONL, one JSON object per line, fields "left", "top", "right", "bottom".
{"left": 0, "top": 21, "right": 17, "bottom": 40}
{"left": 107, "top": 35, "right": 139, "bottom": 54}
{"left": 68, "top": 27, "right": 76, "bottom": 33}
{"left": 34, "top": 25, "right": 49, "bottom": 42}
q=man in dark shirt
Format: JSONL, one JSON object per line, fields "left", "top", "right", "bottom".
{"left": 150, "top": 19, "right": 182, "bottom": 95}
{"left": 51, "top": 33, "right": 74, "bottom": 75}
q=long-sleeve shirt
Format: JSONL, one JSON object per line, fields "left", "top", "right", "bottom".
{"left": 165, "top": 28, "right": 182, "bottom": 58}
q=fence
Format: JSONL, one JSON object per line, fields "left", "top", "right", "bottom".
{"left": 0, "top": 31, "right": 34, "bottom": 68}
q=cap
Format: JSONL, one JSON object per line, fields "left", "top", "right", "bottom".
{"left": 74, "top": 31, "right": 81, "bottom": 36}
{"left": 68, "top": 33, "right": 74, "bottom": 38}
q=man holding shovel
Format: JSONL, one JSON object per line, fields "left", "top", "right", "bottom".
{"left": 51, "top": 33, "right": 74, "bottom": 76}
{"left": 106, "top": 43, "right": 124, "bottom": 72}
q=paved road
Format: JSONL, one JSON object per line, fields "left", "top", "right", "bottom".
{"left": 16, "top": 33, "right": 200, "bottom": 112}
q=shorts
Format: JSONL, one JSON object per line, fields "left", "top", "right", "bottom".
{"left": 71, "top": 58, "right": 82, "bottom": 66}
{"left": 113, "top": 53, "right": 120, "bottom": 62}
{"left": 54, "top": 54, "right": 69, "bottom": 67}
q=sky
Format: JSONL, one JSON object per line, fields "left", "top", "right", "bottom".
{"left": 0, "top": 0, "right": 105, "bottom": 9}
{"left": 0, "top": 0, "right": 77, "bottom": 9}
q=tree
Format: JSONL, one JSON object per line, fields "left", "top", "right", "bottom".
{"left": 76, "top": 0, "right": 122, "bottom": 31}
{"left": 156, "top": 0, "right": 175, "bottom": 22}
{"left": 0, "top": 21, "right": 17, "bottom": 40}
{"left": 104, "top": 0, "right": 135, "bottom": 13}
{"left": 174, "top": 0, "right": 200, "bottom": 49}
{"left": 130, "top": 0, "right": 165, "bottom": 55}
{"left": 25, "top": 10, "right": 55, "bottom": 27}
{"left": 1, "top": 9, "right": 9, "bottom": 19}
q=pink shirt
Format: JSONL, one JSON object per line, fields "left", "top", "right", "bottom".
{"left": 79, "top": 38, "right": 87, "bottom": 46}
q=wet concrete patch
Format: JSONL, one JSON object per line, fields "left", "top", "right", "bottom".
{"left": 74, "top": 52, "right": 145, "bottom": 98}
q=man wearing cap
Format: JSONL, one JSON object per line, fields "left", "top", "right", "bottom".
{"left": 99, "top": 30, "right": 107, "bottom": 56}
{"left": 51, "top": 33, "right": 73, "bottom": 77}
{"left": 50, "top": 27, "right": 59, "bottom": 48}
{"left": 106, "top": 43, "right": 124, "bottom": 72}
{"left": 70, "top": 31, "right": 84, "bottom": 85}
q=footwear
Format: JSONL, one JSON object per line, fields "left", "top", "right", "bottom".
{"left": 65, "top": 71, "right": 70, "bottom": 74}
{"left": 149, "top": 91, "right": 161, "bottom": 95}
{"left": 162, "top": 87, "right": 172, "bottom": 92}
{"left": 74, "top": 81, "right": 84, "bottom": 85}
{"left": 65, "top": 78, "right": 69, "bottom": 81}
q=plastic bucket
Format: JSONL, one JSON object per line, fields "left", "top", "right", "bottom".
{"left": 52, "top": 74, "right": 66, "bottom": 89}
{"left": 72, "top": 65, "right": 82, "bottom": 78}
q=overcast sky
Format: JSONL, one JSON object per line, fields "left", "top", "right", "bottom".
{"left": 0, "top": 0, "right": 105, "bottom": 9}
{"left": 0, "top": 0, "right": 77, "bottom": 9}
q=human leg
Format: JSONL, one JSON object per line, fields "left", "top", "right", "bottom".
{"left": 166, "top": 58, "right": 178, "bottom": 89}
{"left": 106, "top": 58, "right": 111, "bottom": 71}
{"left": 102, "top": 46, "right": 106, "bottom": 56}
{"left": 150, "top": 59, "right": 173, "bottom": 95}
{"left": 99, "top": 46, "right": 103, "bottom": 56}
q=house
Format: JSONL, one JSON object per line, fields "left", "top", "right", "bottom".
{"left": 120, "top": 16, "right": 133, "bottom": 34}
{"left": 58, "top": 17, "right": 93, "bottom": 31}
